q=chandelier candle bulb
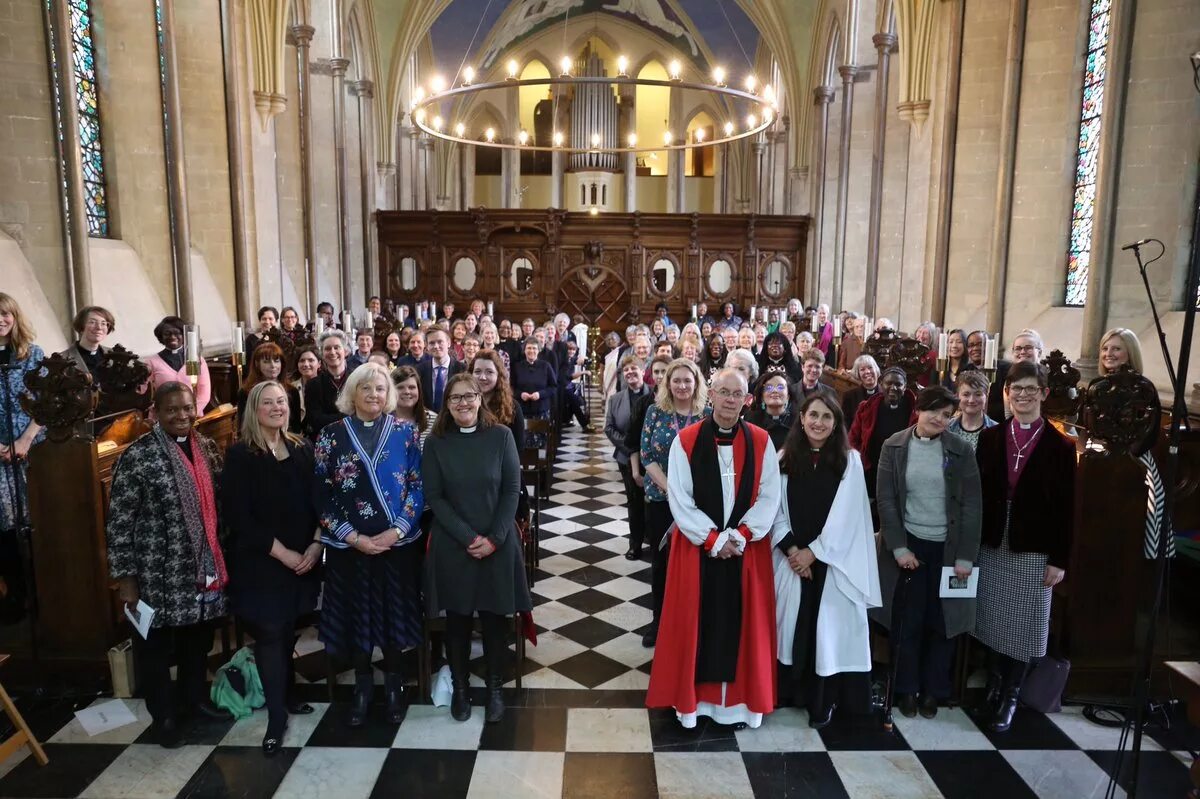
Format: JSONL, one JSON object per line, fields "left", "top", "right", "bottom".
{"left": 455, "top": 122, "right": 465, "bottom": 137}
{"left": 430, "top": 75, "right": 445, "bottom": 93}
{"left": 695, "top": 128, "right": 705, "bottom": 143}
{"left": 506, "top": 59, "right": 519, "bottom": 79}
{"left": 432, "top": 115, "right": 443, "bottom": 131}
{"left": 745, "top": 74, "right": 757, "bottom": 93}
{"left": 518, "top": 130, "right": 529, "bottom": 145}
{"left": 663, "top": 130, "right": 673, "bottom": 145}
{"left": 485, "top": 127, "right": 495, "bottom": 142}
{"left": 746, "top": 114, "right": 757, "bottom": 128}
{"left": 724, "top": 121, "right": 735, "bottom": 136}
{"left": 713, "top": 66, "right": 726, "bottom": 86}
{"left": 590, "top": 132, "right": 601, "bottom": 148}
{"left": 553, "top": 130, "right": 564, "bottom": 146}
{"left": 668, "top": 59, "right": 682, "bottom": 80}
{"left": 461, "top": 66, "right": 474, "bottom": 85}
{"left": 617, "top": 55, "right": 628, "bottom": 76}
{"left": 560, "top": 56, "right": 572, "bottom": 76}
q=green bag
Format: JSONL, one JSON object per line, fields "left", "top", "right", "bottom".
{"left": 209, "top": 646, "right": 266, "bottom": 720}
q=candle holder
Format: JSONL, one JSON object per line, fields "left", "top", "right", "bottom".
{"left": 184, "top": 324, "right": 201, "bottom": 390}
{"left": 231, "top": 323, "right": 246, "bottom": 382}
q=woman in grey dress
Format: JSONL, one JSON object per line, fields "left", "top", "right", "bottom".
{"left": 422, "top": 373, "right": 531, "bottom": 724}
{"left": 973, "top": 361, "right": 1075, "bottom": 732}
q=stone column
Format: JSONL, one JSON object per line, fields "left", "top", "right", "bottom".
{"left": 508, "top": 146, "right": 523, "bottom": 208}
{"left": 985, "top": 0, "right": 1028, "bottom": 336}
{"left": 47, "top": 0, "right": 93, "bottom": 311}
{"left": 553, "top": 150, "right": 566, "bottom": 208}
{"left": 422, "top": 138, "right": 437, "bottom": 210}
{"left": 220, "top": 0, "right": 256, "bottom": 321}
{"left": 622, "top": 95, "right": 636, "bottom": 211}
{"left": 461, "top": 144, "right": 476, "bottom": 209}
{"left": 864, "top": 32, "right": 898, "bottom": 317}
{"left": 675, "top": 149, "right": 687, "bottom": 212}
{"left": 353, "top": 80, "right": 377, "bottom": 298}
{"left": 329, "top": 57, "right": 352, "bottom": 310}
{"left": 712, "top": 144, "right": 725, "bottom": 213}
{"left": 160, "top": 0, "right": 195, "bottom": 321}
{"left": 292, "top": 23, "right": 319, "bottom": 315}
{"left": 831, "top": 64, "right": 858, "bottom": 313}
{"left": 810, "top": 86, "right": 835, "bottom": 305}
{"left": 752, "top": 140, "right": 766, "bottom": 214}
{"left": 931, "top": 0, "right": 965, "bottom": 324}
{"left": 406, "top": 127, "right": 421, "bottom": 210}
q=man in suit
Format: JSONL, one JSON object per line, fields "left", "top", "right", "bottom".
{"left": 417, "top": 326, "right": 463, "bottom": 411}
{"left": 397, "top": 330, "right": 429, "bottom": 367}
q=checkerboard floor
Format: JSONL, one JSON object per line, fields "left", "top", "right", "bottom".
{"left": 0, "top": 410, "right": 1195, "bottom": 797}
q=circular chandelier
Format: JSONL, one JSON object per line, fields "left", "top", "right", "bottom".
{"left": 411, "top": 54, "right": 779, "bottom": 155}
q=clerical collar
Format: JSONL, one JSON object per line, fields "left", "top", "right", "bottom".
{"left": 170, "top": 347, "right": 183, "bottom": 355}
{"left": 459, "top": 425, "right": 477, "bottom": 433}
{"left": 78, "top": 343, "right": 99, "bottom": 355}
{"left": 174, "top": 435, "right": 189, "bottom": 443}
{"left": 1017, "top": 419, "right": 1037, "bottom": 429}
{"left": 913, "top": 430, "right": 940, "bottom": 441}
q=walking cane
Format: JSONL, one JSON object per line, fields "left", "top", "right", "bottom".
{"left": 883, "top": 569, "right": 915, "bottom": 732}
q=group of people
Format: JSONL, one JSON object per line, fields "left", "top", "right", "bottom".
{"left": 0, "top": 288, "right": 1150, "bottom": 753}
{"left": 604, "top": 304, "right": 1144, "bottom": 734}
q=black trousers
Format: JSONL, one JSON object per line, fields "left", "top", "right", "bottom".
{"left": 892, "top": 534, "right": 957, "bottom": 699}
{"left": 617, "top": 462, "right": 646, "bottom": 552}
{"left": 563, "top": 384, "right": 589, "bottom": 426}
{"left": 445, "top": 611, "right": 507, "bottom": 682}
{"left": 133, "top": 621, "right": 214, "bottom": 725}
{"left": 241, "top": 618, "right": 297, "bottom": 735}
{"left": 645, "top": 500, "right": 674, "bottom": 626}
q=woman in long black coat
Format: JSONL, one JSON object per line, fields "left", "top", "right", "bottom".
{"left": 221, "top": 381, "right": 321, "bottom": 755}
{"left": 422, "top": 373, "right": 531, "bottom": 725}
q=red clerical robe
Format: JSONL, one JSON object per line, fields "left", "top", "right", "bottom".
{"left": 646, "top": 419, "right": 780, "bottom": 728}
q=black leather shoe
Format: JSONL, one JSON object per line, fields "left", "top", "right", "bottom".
{"left": 261, "top": 733, "right": 282, "bottom": 757}
{"left": 641, "top": 626, "right": 657, "bottom": 648}
{"left": 193, "top": 700, "right": 233, "bottom": 721}
{"left": 154, "top": 718, "right": 183, "bottom": 749}
{"left": 624, "top": 547, "right": 642, "bottom": 561}
{"left": 347, "top": 673, "right": 372, "bottom": 728}
{"left": 988, "top": 688, "right": 1020, "bottom": 732}
{"left": 450, "top": 688, "right": 472, "bottom": 722}
{"left": 287, "top": 702, "right": 315, "bottom": 715}
{"left": 808, "top": 704, "right": 836, "bottom": 729}
{"left": 919, "top": 694, "right": 939, "bottom": 719}
{"left": 485, "top": 677, "right": 505, "bottom": 724}
{"left": 896, "top": 694, "right": 918, "bottom": 718}
{"left": 384, "top": 673, "right": 407, "bottom": 724}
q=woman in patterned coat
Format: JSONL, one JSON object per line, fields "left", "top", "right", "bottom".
{"left": 313, "top": 362, "right": 424, "bottom": 728}
{"left": 106, "top": 382, "right": 231, "bottom": 748}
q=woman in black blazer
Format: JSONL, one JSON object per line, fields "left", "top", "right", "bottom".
{"left": 972, "top": 361, "right": 1075, "bottom": 733}
{"left": 511, "top": 337, "right": 557, "bottom": 445}
{"left": 221, "top": 381, "right": 322, "bottom": 755}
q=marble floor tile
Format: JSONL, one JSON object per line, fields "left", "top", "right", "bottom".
{"left": 465, "top": 751, "right": 564, "bottom": 799}
{"left": 1045, "top": 706, "right": 1164, "bottom": 751}
{"left": 79, "top": 744, "right": 214, "bottom": 799}
{"left": 566, "top": 708, "right": 653, "bottom": 752}
{"left": 370, "top": 749, "right": 476, "bottom": 799}
{"left": 590, "top": 554, "right": 651, "bottom": 576}
{"left": 523, "top": 630, "right": 589, "bottom": 667}
{"left": 561, "top": 752, "right": 657, "bottom": 799}
{"left": 742, "top": 751, "right": 850, "bottom": 799}
{"left": 218, "top": 703, "right": 329, "bottom": 748}
{"left": 0, "top": 743, "right": 124, "bottom": 798}
{"left": 892, "top": 707, "right": 996, "bottom": 750}
{"left": 1002, "top": 749, "right": 1126, "bottom": 799}
{"left": 49, "top": 698, "right": 154, "bottom": 745}
{"left": 917, "top": 750, "right": 1039, "bottom": 799}
{"left": 593, "top": 632, "right": 655, "bottom": 668}
{"left": 734, "top": 708, "right": 826, "bottom": 753}
{"left": 592, "top": 601, "right": 654, "bottom": 631}
{"left": 539, "top": 506, "right": 590, "bottom": 520}
{"left": 593, "top": 576, "right": 651, "bottom": 602}
{"left": 390, "top": 705, "right": 484, "bottom": 750}
{"left": 1087, "top": 749, "right": 1193, "bottom": 798}
{"left": 594, "top": 669, "right": 651, "bottom": 691}
{"left": 175, "top": 745, "right": 299, "bottom": 798}
{"left": 828, "top": 751, "right": 943, "bottom": 798}
{"left": 528, "top": 600, "right": 588, "bottom": 631}
{"left": 518, "top": 668, "right": 590, "bottom": 690}
{"left": 478, "top": 707, "right": 568, "bottom": 752}
{"left": 654, "top": 751, "right": 755, "bottom": 798}
{"left": 271, "top": 746, "right": 389, "bottom": 799}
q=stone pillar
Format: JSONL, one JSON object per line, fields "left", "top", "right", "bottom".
{"left": 931, "top": 0, "right": 965, "bottom": 324}
{"left": 353, "top": 80, "right": 377, "bottom": 298}
{"left": 160, "top": 0, "right": 195, "bottom": 321}
{"left": 985, "top": 0, "right": 1028, "bottom": 336}
{"left": 422, "top": 138, "right": 437, "bottom": 210}
{"left": 220, "top": 0, "right": 256, "bottom": 321}
{"left": 508, "top": 146, "right": 523, "bottom": 208}
{"left": 674, "top": 149, "right": 687, "bottom": 212}
{"left": 810, "top": 86, "right": 835, "bottom": 305}
{"left": 864, "top": 32, "right": 898, "bottom": 317}
{"left": 622, "top": 95, "right": 636, "bottom": 211}
{"left": 831, "top": 64, "right": 858, "bottom": 313}
{"left": 47, "top": 0, "right": 93, "bottom": 311}
{"left": 461, "top": 144, "right": 476, "bottom": 209}
{"left": 712, "top": 144, "right": 725, "bottom": 213}
{"left": 554, "top": 150, "right": 566, "bottom": 209}
{"left": 406, "top": 127, "right": 421, "bottom": 210}
{"left": 330, "top": 57, "right": 352, "bottom": 310}
{"left": 292, "top": 23, "right": 319, "bottom": 315}
{"left": 752, "top": 140, "right": 766, "bottom": 214}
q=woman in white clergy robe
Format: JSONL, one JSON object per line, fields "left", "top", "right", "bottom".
{"left": 771, "top": 393, "right": 881, "bottom": 728}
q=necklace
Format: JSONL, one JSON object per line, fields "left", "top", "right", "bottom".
{"left": 1009, "top": 418, "right": 1044, "bottom": 471}
{"left": 670, "top": 409, "right": 695, "bottom": 435}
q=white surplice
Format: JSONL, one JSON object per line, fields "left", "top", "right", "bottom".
{"left": 664, "top": 428, "right": 781, "bottom": 728}
{"left": 770, "top": 450, "right": 882, "bottom": 676}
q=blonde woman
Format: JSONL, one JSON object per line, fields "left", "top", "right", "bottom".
{"left": 1098, "top": 328, "right": 1143, "bottom": 375}
{"left": 0, "top": 293, "right": 44, "bottom": 537}
{"left": 639, "top": 358, "right": 708, "bottom": 647}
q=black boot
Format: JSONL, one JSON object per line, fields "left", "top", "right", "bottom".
{"left": 384, "top": 672, "right": 407, "bottom": 724}
{"left": 485, "top": 676, "right": 505, "bottom": 724}
{"left": 988, "top": 687, "right": 1020, "bottom": 732}
{"left": 447, "top": 630, "right": 472, "bottom": 722}
{"left": 347, "top": 672, "right": 372, "bottom": 728}
{"left": 978, "top": 668, "right": 1003, "bottom": 714}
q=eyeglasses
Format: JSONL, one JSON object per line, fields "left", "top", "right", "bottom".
{"left": 1012, "top": 345, "right": 1038, "bottom": 354}
{"left": 712, "top": 389, "right": 747, "bottom": 401}
{"left": 1008, "top": 385, "right": 1042, "bottom": 396}
{"left": 447, "top": 392, "right": 480, "bottom": 405}
{"left": 763, "top": 385, "right": 789, "bottom": 394}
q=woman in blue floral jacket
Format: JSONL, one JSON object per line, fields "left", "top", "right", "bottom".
{"left": 314, "top": 362, "right": 424, "bottom": 727}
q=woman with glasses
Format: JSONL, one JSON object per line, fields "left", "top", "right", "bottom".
{"left": 423, "top": 374, "right": 530, "bottom": 724}
{"left": 313, "top": 363, "right": 424, "bottom": 728}
{"left": 511, "top": 336, "right": 557, "bottom": 448}
{"left": 640, "top": 359, "right": 708, "bottom": 647}
{"left": 973, "top": 361, "right": 1074, "bottom": 733}
{"left": 745, "top": 373, "right": 793, "bottom": 452}
{"left": 107, "top": 382, "right": 232, "bottom": 747}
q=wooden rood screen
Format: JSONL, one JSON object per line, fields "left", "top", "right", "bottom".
{"left": 377, "top": 209, "right": 810, "bottom": 329}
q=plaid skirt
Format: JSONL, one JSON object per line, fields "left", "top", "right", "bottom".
{"left": 319, "top": 544, "right": 423, "bottom": 658}
{"left": 972, "top": 503, "right": 1051, "bottom": 663}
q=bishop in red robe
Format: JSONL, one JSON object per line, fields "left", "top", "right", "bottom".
{"left": 646, "top": 367, "right": 782, "bottom": 728}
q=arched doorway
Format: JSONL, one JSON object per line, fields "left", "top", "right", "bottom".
{"left": 555, "top": 265, "right": 630, "bottom": 330}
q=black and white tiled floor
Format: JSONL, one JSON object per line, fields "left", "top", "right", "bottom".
{"left": 0, "top": 416, "right": 1195, "bottom": 797}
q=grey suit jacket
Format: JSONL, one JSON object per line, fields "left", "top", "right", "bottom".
{"left": 56, "top": 343, "right": 108, "bottom": 377}
{"left": 604, "top": 386, "right": 649, "bottom": 465}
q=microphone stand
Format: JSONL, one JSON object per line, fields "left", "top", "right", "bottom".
{"left": 1122, "top": 160, "right": 1200, "bottom": 797}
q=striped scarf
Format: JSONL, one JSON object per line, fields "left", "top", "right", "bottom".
{"left": 154, "top": 427, "right": 228, "bottom": 592}
{"left": 1139, "top": 450, "right": 1175, "bottom": 560}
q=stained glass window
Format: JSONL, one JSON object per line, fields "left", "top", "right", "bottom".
{"left": 1065, "top": 0, "right": 1111, "bottom": 306}
{"left": 54, "top": 0, "right": 109, "bottom": 238}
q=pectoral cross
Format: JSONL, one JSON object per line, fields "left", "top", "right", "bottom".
{"left": 1013, "top": 451, "right": 1025, "bottom": 471}
{"left": 720, "top": 465, "right": 737, "bottom": 480}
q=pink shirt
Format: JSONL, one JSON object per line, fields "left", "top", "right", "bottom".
{"left": 145, "top": 353, "right": 212, "bottom": 414}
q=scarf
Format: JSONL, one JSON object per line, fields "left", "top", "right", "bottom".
{"left": 154, "top": 427, "right": 228, "bottom": 593}
{"left": 689, "top": 418, "right": 756, "bottom": 532}
{"left": 817, "top": 322, "right": 834, "bottom": 354}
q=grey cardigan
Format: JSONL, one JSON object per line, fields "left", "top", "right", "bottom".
{"left": 604, "top": 386, "right": 650, "bottom": 465}
{"left": 876, "top": 426, "right": 982, "bottom": 637}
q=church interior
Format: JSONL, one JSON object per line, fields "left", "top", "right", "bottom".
{"left": 0, "top": 0, "right": 1199, "bottom": 796}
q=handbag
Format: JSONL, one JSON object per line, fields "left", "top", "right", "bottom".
{"left": 1020, "top": 655, "right": 1070, "bottom": 713}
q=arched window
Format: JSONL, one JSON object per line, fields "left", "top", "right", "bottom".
{"left": 1064, "top": 0, "right": 1111, "bottom": 307}
{"left": 52, "top": 0, "right": 110, "bottom": 237}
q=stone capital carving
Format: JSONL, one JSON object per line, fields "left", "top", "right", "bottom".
{"left": 837, "top": 64, "right": 859, "bottom": 82}
{"left": 328, "top": 57, "right": 350, "bottom": 77}
{"left": 813, "top": 86, "right": 835, "bottom": 105}
{"left": 376, "top": 161, "right": 396, "bottom": 177}
{"left": 351, "top": 79, "right": 374, "bottom": 99}
{"left": 873, "top": 32, "right": 899, "bottom": 53}
{"left": 290, "top": 24, "right": 315, "bottom": 46}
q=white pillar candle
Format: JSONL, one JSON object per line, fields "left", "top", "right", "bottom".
{"left": 749, "top": 305, "right": 757, "bottom": 322}
{"left": 231, "top": 324, "right": 245, "bottom": 354}
{"left": 431, "top": 301, "right": 438, "bottom": 319}
{"left": 810, "top": 314, "right": 819, "bottom": 333}
{"left": 938, "top": 331, "right": 948, "bottom": 357}
{"left": 487, "top": 301, "right": 494, "bottom": 317}
{"left": 691, "top": 304, "right": 698, "bottom": 320}
{"left": 342, "top": 311, "right": 354, "bottom": 333}
{"left": 832, "top": 317, "right": 840, "bottom": 337}
{"left": 185, "top": 328, "right": 200, "bottom": 361}
{"left": 315, "top": 317, "right": 325, "bottom": 336}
